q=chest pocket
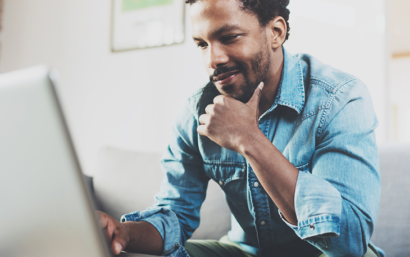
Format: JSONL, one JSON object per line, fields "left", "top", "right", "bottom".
{"left": 203, "top": 162, "right": 246, "bottom": 189}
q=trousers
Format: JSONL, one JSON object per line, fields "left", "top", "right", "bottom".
{"left": 184, "top": 235, "right": 380, "bottom": 257}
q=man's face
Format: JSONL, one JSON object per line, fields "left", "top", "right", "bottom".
{"left": 190, "top": 0, "right": 272, "bottom": 103}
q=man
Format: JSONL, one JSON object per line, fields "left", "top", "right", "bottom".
{"left": 97, "top": 0, "right": 383, "bottom": 256}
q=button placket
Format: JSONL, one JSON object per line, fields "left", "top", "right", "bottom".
{"left": 247, "top": 117, "right": 276, "bottom": 248}
{"left": 248, "top": 164, "right": 274, "bottom": 248}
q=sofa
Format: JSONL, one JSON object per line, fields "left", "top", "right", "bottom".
{"left": 90, "top": 143, "right": 410, "bottom": 256}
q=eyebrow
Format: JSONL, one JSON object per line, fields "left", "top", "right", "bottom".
{"left": 192, "top": 24, "right": 243, "bottom": 41}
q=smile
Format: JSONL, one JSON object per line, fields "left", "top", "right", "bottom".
{"left": 213, "top": 70, "right": 240, "bottom": 85}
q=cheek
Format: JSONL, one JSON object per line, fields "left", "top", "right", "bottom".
{"left": 202, "top": 55, "right": 212, "bottom": 75}
{"left": 229, "top": 46, "right": 259, "bottom": 70}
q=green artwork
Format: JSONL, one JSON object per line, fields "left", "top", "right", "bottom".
{"left": 122, "top": 0, "right": 173, "bottom": 11}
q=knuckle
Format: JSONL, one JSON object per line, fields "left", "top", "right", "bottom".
{"left": 199, "top": 114, "right": 206, "bottom": 124}
{"left": 114, "top": 226, "right": 123, "bottom": 236}
{"left": 213, "top": 95, "right": 225, "bottom": 104}
{"left": 209, "top": 104, "right": 215, "bottom": 112}
{"left": 197, "top": 126, "right": 205, "bottom": 135}
{"left": 205, "top": 105, "right": 213, "bottom": 114}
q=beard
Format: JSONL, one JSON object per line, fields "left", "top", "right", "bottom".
{"left": 209, "top": 41, "right": 271, "bottom": 103}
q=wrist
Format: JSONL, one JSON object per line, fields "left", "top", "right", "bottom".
{"left": 122, "top": 221, "right": 139, "bottom": 249}
{"left": 123, "top": 221, "right": 164, "bottom": 255}
{"left": 238, "top": 128, "right": 266, "bottom": 156}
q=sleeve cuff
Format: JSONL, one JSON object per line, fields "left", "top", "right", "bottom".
{"left": 121, "top": 207, "right": 190, "bottom": 257}
{"left": 278, "top": 170, "right": 342, "bottom": 240}
{"left": 279, "top": 210, "right": 340, "bottom": 239}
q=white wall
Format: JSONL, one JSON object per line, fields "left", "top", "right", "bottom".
{"left": 286, "top": 0, "right": 388, "bottom": 145}
{"left": 386, "top": 0, "right": 410, "bottom": 143}
{"left": 389, "top": 58, "right": 410, "bottom": 142}
{"left": 0, "top": 0, "right": 208, "bottom": 175}
{"left": 0, "top": 0, "right": 388, "bottom": 175}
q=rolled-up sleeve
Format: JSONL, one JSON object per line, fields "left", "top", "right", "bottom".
{"left": 122, "top": 99, "right": 209, "bottom": 257}
{"left": 280, "top": 79, "right": 381, "bottom": 256}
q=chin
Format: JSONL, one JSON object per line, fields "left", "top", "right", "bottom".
{"left": 213, "top": 81, "right": 253, "bottom": 103}
{"left": 232, "top": 86, "right": 254, "bottom": 102}
{"left": 226, "top": 91, "right": 250, "bottom": 103}
{"left": 234, "top": 93, "right": 252, "bottom": 103}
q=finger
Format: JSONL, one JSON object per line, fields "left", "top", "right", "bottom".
{"left": 205, "top": 104, "right": 214, "bottom": 115}
{"left": 199, "top": 114, "right": 210, "bottom": 125}
{"left": 109, "top": 221, "right": 119, "bottom": 240}
{"left": 197, "top": 125, "right": 207, "bottom": 136}
{"left": 112, "top": 229, "right": 128, "bottom": 255}
{"left": 246, "top": 82, "right": 264, "bottom": 110}
{"left": 112, "top": 241, "right": 123, "bottom": 256}
{"left": 98, "top": 214, "right": 114, "bottom": 244}
{"left": 103, "top": 228, "right": 112, "bottom": 245}
{"left": 213, "top": 95, "right": 226, "bottom": 104}
{"left": 96, "top": 211, "right": 109, "bottom": 229}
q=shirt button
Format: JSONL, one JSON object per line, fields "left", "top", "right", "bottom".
{"left": 310, "top": 224, "right": 315, "bottom": 230}
{"left": 219, "top": 181, "right": 224, "bottom": 186}
{"left": 253, "top": 182, "right": 259, "bottom": 188}
{"left": 260, "top": 220, "right": 266, "bottom": 226}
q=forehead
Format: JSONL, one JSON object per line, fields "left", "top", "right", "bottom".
{"left": 190, "top": 0, "right": 259, "bottom": 38}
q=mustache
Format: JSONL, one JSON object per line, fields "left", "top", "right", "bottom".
{"left": 209, "top": 64, "right": 243, "bottom": 82}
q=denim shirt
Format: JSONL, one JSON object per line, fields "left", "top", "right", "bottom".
{"left": 122, "top": 49, "right": 382, "bottom": 257}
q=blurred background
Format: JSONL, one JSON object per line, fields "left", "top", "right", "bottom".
{"left": 0, "top": 0, "right": 408, "bottom": 177}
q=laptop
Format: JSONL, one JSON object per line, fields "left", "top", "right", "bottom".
{"left": 0, "top": 66, "right": 161, "bottom": 257}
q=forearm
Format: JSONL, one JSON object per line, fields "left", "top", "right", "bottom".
{"left": 242, "top": 137, "right": 372, "bottom": 255}
{"left": 123, "top": 221, "right": 163, "bottom": 255}
{"left": 240, "top": 130, "right": 299, "bottom": 225}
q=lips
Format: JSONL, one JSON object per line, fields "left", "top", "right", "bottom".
{"left": 213, "top": 70, "right": 240, "bottom": 82}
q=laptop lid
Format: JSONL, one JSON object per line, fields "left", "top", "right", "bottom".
{"left": 0, "top": 66, "right": 113, "bottom": 257}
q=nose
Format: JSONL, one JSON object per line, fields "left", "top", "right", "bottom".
{"left": 206, "top": 44, "right": 229, "bottom": 70}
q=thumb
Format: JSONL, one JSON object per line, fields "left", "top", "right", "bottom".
{"left": 246, "top": 82, "right": 264, "bottom": 111}
{"left": 112, "top": 228, "right": 128, "bottom": 255}
{"left": 113, "top": 241, "right": 124, "bottom": 255}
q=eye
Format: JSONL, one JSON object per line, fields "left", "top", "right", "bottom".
{"left": 196, "top": 41, "right": 208, "bottom": 49}
{"left": 222, "top": 34, "right": 240, "bottom": 43}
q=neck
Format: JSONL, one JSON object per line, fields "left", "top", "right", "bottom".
{"left": 259, "top": 47, "right": 284, "bottom": 116}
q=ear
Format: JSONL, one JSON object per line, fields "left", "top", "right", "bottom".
{"left": 265, "top": 16, "right": 287, "bottom": 50}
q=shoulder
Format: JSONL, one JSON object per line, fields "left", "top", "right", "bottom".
{"left": 294, "top": 53, "right": 376, "bottom": 134}
{"left": 296, "top": 53, "right": 359, "bottom": 95}
{"left": 295, "top": 52, "right": 372, "bottom": 109}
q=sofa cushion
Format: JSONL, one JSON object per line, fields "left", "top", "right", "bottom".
{"left": 93, "top": 146, "right": 231, "bottom": 240}
{"left": 371, "top": 143, "right": 410, "bottom": 257}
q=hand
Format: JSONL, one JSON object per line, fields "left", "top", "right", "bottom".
{"left": 197, "top": 82, "right": 264, "bottom": 154}
{"left": 96, "top": 211, "right": 130, "bottom": 255}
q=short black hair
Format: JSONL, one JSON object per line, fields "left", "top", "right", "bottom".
{"left": 185, "top": 0, "right": 291, "bottom": 41}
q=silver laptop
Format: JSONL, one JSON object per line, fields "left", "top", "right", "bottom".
{"left": 0, "top": 66, "right": 160, "bottom": 257}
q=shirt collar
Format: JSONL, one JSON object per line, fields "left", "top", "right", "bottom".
{"left": 263, "top": 48, "right": 305, "bottom": 116}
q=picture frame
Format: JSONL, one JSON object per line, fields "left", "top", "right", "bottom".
{"left": 111, "top": 0, "right": 185, "bottom": 52}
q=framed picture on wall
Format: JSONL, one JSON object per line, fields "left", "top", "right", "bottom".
{"left": 111, "top": 0, "right": 185, "bottom": 52}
